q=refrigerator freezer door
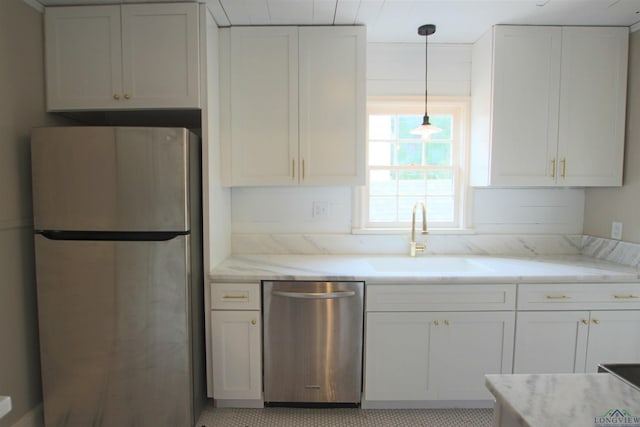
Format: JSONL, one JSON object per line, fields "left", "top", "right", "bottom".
{"left": 34, "top": 234, "right": 193, "bottom": 427}
{"left": 31, "top": 127, "right": 192, "bottom": 232}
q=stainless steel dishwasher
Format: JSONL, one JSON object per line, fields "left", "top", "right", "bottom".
{"left": 263, "top": 280, "right": 364, "bottom": 406}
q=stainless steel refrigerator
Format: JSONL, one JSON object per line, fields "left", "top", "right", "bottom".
{"left": 31, "top": 126, "right": 204, "bottom": 427}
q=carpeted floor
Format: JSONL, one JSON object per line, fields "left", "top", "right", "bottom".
{"left": 196, "top": 407, "right": 494, "bottom": 426}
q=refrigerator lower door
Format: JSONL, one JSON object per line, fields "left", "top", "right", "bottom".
{"left": 34, "top": 234, "right": 193, "bottom": 427}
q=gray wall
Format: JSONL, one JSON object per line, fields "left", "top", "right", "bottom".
{"left": 0, "top": 1, "right": 65, "bottom": 425}
{"left": 584, "top": 31, "right": 640, "bottom": 243}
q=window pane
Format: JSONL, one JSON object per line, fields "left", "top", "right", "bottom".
{"left": 429, "top": 115, "right": 453, "bottom": 140}
{"left": 398, "top": 115, "right": 423, "bottom": 139}
{"left": 369, "top": 141, "right": 393, "bottom": 166}
{"left": 396, "top": 142, "right": 423, "bottom": 166}
{"left": 398, "top": 197, "right": 425, "bottom": 222}
{"left": 426, "top": 197, "right": 454, "bottom": 222}
{"left": 426, "top": 170, "right": 454, "bottom": 196}
{"left": 399, "top": 170, "right": 426, "bottom": 196}
{"left": 369, "top": 115, "right": 395, "bottom": 140}
{"left": 370, "top": 170, "right": 396, "bottom": 195}
{"left": 370, "top": 197, "right": 397, "bottom": 222}
{"left": 425, "top": 143, "right": 451, "bottom": 166}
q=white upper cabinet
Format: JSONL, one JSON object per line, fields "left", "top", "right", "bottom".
{"left": 220, "top": 26, "right": 366, "bottom": 186}
{"left": 45, "top": 3, "right": 200, "bottom": 111}
{"left": 471, "top": 25, "right": 628, "bottom": 187}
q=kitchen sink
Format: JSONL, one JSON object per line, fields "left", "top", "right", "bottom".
{"left": 366, "top": 257, "right": 495, "bottom": 274}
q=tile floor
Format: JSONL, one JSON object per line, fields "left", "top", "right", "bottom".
{"left": 196, "top": 406, "right": 494, "bottom": 426}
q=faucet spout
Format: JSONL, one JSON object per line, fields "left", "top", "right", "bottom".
{"left": 409, "top": 201, "right": 428, "bottom": 257}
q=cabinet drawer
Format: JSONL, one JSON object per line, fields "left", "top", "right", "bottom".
{"left": 517, "top": 283, "right": 640, "bottom": 310}
{"left": 366, "top": 284, "right": 516, "bottom": 312}
{"left": 211, "top": 282, "right": 261, "bottom": 310}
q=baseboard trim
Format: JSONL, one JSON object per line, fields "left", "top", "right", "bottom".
{"left": 10, "top": 404, "right": 43, "bottom": 427}
{"left": 360, "top": 399, "right": 494, "bottom": 409}
{"left": 214, "top": 399, "right": 264, "bottom": 409}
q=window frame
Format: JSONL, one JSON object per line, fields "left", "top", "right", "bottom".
{"left": 354, "top": 96, "right": 471, "bottom": 232}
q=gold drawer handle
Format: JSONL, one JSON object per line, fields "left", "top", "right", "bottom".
{"left": 593, "top": 319, "right": 601, "bottom": 325}
{"left": 581, "top": 319, "right": 589, "bottom": 325}
{"left": 613, "top": 294, "right": 639, "bottom": 299}
{"left": 251, "top": 319, "right": 257, "bottom": 325}
{"left": 546, "top": 295, "right": 570, "bottom": 300}
{"left": 433, "top": 320, "right": 439, "bottom": 326}
{"left": 223, "top": 295, "right": 248, "bottom": 300}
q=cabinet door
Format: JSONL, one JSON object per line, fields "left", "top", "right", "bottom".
{"left": 514, "top": 311, "right": 589, "bottom": 374}
{"left": 45, "top": 5, "right": 122, "bottom": 111}
{"left": 298, "top": 26, "right": 366, "bottom": 185}
{"left": 228, "top": 27, "right": 299, "bottom": 186}
{"left": 429, "top": 312, "right": 515, "bottom": 400}
{"left": 121, "top": 4, "right": 200, "bottom": 108}
{"left": 364, "top": 312, "right": 438, "bottom": 401}
{"left": 557, "top": 27, "right": 628, "bottom": 187}
{"left": 490, "top": 26, "right": 562, "bottom": 186}
{"left": 585, "top": 311, "right": 640, "bottom": 372}
{"left": 211, "top": 311, "right": 262, "bottom": 400}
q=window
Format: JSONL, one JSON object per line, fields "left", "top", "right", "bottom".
{"left": 361, "top": 97, "right": 469, "bottom": 230}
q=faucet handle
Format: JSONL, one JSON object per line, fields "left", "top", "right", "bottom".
{"left": 410, "top": 241, "right": 427, "bottom": 257}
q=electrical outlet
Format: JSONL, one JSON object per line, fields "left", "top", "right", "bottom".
{"left": 312, "top": 201, "right": 329, "bottom": 219}
{"left": 611, "top": 221, "right": 623, "bottom": 240}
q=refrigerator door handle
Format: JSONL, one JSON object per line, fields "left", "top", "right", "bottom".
{"left": 38, "top": 230, "right": 188, "bottom": 242}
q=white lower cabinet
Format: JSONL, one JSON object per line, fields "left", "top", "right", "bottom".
{"left": 364, "top": 284, "right": 516, "bottom": 405}
{"left": 515, "top": 310, "right": 640, "bottom": 374}
{"left": 210, "top": 283, "right": 262, "bottom": 402}
{"left": 365, "top": 311, "right": 514, "bottom": 402}
{"left": 514, "top": 283, "right": 640, "bottom": 374}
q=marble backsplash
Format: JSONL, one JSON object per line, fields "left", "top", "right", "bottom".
{"left": 232, "top": 233, "right": 583, "bottom": 257}
{"left": 232, "top": 233, "right": 640, "bottom": 268}
{"left": 581, "top": 235, "right": 640, "bottom": 268}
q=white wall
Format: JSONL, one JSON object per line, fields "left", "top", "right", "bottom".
{"left": 0, "top": 1, "right": 67, "bottom": 426}
{"left": 229, "top": 42, "right": 585, "bottom": 243}
{"left": 583, "top": 31, "right": 640, "bottom": 243}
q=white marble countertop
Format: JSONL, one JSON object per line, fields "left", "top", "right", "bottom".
{"left": 210, "top": 254, "right": 640, "bottom": 284}
{"left": 0, "top": 396, "right": 11, "bottom": 420}
{"left": 485, "top": 373, "right": 640, "bottom": 427}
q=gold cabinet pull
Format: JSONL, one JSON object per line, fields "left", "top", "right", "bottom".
{"left": 124, "top": 94, "right": 130, "bottom": 100}
{"left": 113, "top": 94, "right": 120, "bottom": 100}
{"left": 223, "top": 295, "right": 248, "bottom": 300}
{"left": 546, "top": 295, "right": 570, "bottom": 300}
{"left": 581, "top": 319, "right": 589, "bottom": 325}
{"left": 444, "top": 320, "right": 450, "bottom": 326}
{"left": 551, "top": 158, "right": 556, "bottom": 178}
{"left": 613, "top": 294, "right": 639, "bottom": 299}
{"left": 560, "top": 158, "right": 566, "bottom": 178}
{"left": 433, "top": 320, "right": 439, "bottom": 326}
{"left": 592, "top": 319, "right": 600, "bottom": 325}
{"left": 251, "top": 319, "right": 257, "bottom": 325}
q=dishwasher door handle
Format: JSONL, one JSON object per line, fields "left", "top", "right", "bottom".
{"left": 272, "top": 290, "right": 356, "bottom": 299}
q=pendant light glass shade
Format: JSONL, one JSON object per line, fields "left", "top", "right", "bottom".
{"left": 411, "top": 24, "right": 441, "bottom": 139}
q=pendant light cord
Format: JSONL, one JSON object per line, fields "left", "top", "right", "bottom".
{"left": 424, "top": 32, "right": 429, "bottom": 119}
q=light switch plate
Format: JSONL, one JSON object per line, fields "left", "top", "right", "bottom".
{"left": 611, "top": 221, "right": 623, "bottom": 240}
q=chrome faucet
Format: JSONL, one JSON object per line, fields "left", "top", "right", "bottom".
{"left": 410, "top": 201, "right": 428, "bottom": 257}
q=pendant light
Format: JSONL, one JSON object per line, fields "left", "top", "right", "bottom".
{"left": 410, "top": 24, "right": 441, "bottom": 139}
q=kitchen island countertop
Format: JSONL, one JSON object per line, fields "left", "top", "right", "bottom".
{"left": 485, "top": 373, "right": 640, "bottom": 427}
{"left": 209, "top": 254, "right": 640, "bottom": 284}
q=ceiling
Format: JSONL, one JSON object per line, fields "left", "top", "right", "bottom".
{"left": 34, "top": 0, "right": 640, "bottom": 43}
